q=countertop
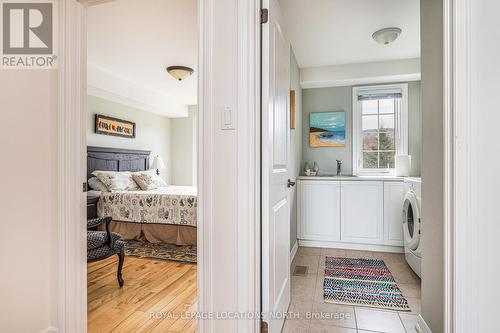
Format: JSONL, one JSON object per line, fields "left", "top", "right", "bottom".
{"left": 297, "top": 175, "right": 405, "bottom": 182}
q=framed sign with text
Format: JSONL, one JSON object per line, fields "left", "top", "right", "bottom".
{"left": 95, "top": 114, "right": 136, "bottom": 139}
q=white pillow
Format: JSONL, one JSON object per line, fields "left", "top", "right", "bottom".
{"left": 132, "top": 170, "right": 167, "bottom": 191}
{"left": 87, "top": 177, "right": 109, "bottom": 192}
{"left": 91, "top": 170, "right": 140, "bottom": 192}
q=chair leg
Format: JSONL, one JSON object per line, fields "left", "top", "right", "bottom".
{"left": 117, "top": 251, "right": 125, "bottom": 287}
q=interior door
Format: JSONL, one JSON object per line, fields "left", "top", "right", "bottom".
{"left": 261, "top": 0, "right": 291, "bottom": 331}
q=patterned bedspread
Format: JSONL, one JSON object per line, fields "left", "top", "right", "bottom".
{"left": 97, "top": 186, "right": 197, "bottom": 227}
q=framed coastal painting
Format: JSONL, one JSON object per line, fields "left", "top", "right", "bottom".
{"left": 95, "top": 114, "right": 136, "bottom": 138}
{"left": 309, "top": 111, "right": 346, "bottom": 147}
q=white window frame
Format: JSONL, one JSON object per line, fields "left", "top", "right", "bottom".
{"left": 352, "top": 83, "right": 409, "bottom": 176}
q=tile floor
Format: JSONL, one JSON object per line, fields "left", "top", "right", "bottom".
{"left": 283, "top": 247, "right": 421, "bottom": 333}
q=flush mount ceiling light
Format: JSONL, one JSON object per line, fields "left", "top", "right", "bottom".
{"left": 166, "top": 66, "right": 194, "bottom": 81}
{"left": 372, "top": 27, "right": 402, "bottom": 45}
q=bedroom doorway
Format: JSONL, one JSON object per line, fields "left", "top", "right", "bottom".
{"left": 85, "top": 1, "right": 199, "bottom": 332}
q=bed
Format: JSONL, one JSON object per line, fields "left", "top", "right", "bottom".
{"left": 87, "top": 146, "right": 197, "bottom": 245}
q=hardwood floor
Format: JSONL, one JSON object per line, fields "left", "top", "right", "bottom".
{"left": 88, "top": 256, "right": 197, "bottom": 333}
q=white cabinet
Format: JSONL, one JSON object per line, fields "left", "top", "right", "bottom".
{"left": 297, "top": 178, "right": 406, "bottom": 250}
{"left": 341, "top": 181, "right": 384, "bottom": 244}
{"left": 298, "top": 181, "right": 341, "bottom": 241}
{"left": 383, "top": 182, "right": 405, "bottom": 246}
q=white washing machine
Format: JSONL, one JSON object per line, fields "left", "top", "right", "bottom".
{"left": 402, "top": 177, "right": 422, "bottom": 278}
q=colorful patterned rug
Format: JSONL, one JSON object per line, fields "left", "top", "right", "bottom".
{"left": 323, "top": 257, "right": 410, "bottom": 311}
{"left": 124, "top": 240, "right": 197, "bottom": 264}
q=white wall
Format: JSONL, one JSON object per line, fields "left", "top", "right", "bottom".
{"left": 171, "top": 105, "right": 197, "bottom": 186}
{"left": 87, "top": 95, "right": 172, "bottom": 182}
{"left": 289, "top": 49, "right": 303, "bottom": 249}
{"left": 467, "top": 0, "right": 500, "bottom": 331}
{"left": 203, "top": 0, "right": 239, "bottom": 330}
{"left": 0, "top": 70, "right": 58, "bottom": 333}
{"left": 420, "top": 0, "right": 443, "bottom": 331}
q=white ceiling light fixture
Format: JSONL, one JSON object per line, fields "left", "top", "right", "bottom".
{"left": 372, "top": 27, "right": 402, "bottom": 45}
{"left": 166, "top": 66, "right": 194, "bottom": 81}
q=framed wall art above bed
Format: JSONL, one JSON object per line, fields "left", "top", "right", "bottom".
{"left": 95, "top": 114, "right": 136, "bottom": 138}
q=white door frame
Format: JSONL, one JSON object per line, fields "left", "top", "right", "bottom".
{"left": 443, "top": 0, "right": 473, "bottom": 332}
{"left": 57, "top": 0, "right": 261, "bottom": 332}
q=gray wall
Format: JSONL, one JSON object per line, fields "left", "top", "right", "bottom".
{"left": 171, "top": 105, "right": 197, "bottom": 186}
{"left": 301, "top": 82, "right": 422, "bottom": 176}
{"left": 87, "top": 95, "right": 172, "bottom": 183}
{"left": 290, "top": 49, "right": 303, "bottom": 250}
{"left": 421, "top": 0, "right": 443, "bottom": 331}
{"left": 302, "top": 86, "right": 353, "bottom": 174}
{"left": 408, "top": 81, "right": 422, "bottom": 176}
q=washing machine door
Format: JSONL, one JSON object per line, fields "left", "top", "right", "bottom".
{"left": 402, "top": 191, "right": 421, "bottom": 251}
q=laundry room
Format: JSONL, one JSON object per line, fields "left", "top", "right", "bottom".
{"left": 284, "top": 0, "right": 425, "bottom": 331}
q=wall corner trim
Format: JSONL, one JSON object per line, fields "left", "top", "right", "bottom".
{"left": 58, "top": 1, "right": 87, "bottom": 332}
{"left": 444, "top": 0, "right": 476, "bottom": 332}
{"left": 416, "top": 315, "right": 432, "bottom": 333}
{"left": 290, "top": 240, "right": 299, "bottom": 264}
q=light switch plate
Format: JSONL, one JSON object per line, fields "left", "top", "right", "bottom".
{"left": 221, "top": 106, "right": 235, "bottom": 130}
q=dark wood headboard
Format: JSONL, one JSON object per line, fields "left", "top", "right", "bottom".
{"left": 87, "top": 146, "right": 151, "bottom": 179}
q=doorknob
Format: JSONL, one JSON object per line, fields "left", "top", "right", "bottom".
{"left": 287, "top": 179, "right": 296, "bottom": 188}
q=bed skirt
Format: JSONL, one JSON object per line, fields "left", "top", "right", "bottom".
{"left": 102, "top": 220, "right": 197, "bottom": 246}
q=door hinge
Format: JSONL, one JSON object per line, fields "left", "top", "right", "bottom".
{"left": 261, "top": 8, "right": 269, "bottom": 24}
{"left": 261, "top": 321, "right": 269, "bottom": 333}
{"left": 83, "top": 182, "right": 88, "bottom": 193}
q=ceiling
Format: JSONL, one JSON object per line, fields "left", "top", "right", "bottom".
{"left": 87, "top": 0, "right": 197, "bottom": 117}
{"left": 280, "top": 0, "right": 421, "bottom": 68}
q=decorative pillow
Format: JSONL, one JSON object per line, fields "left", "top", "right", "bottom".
{"left": 91, "top": 170, "right": 140, "bottom": 192}
{"left": 87, "top": 177, "right": 109, "bottom": 192}
{"left": 132, "top": 170, "right": 167, "bottom": 191}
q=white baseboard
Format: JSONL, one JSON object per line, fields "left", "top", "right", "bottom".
{"left": 298, "top": 239, "right": 404, "bottom": 253}
{"left": 39, "top": 327, "right": 59, "bottom": 333}
{"left": 290, "top": 240, "right": 299, "bottom": 263}
{"left": 415, "top": 315, "right": 432, "bottom": 333}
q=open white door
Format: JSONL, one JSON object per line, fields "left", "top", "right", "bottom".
{"left": 261, "top": 0, "right": 291, "bottom": 332}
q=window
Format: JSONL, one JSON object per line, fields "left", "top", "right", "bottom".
{"left": 352, "top": 84, "right": 408, "bottom": 175}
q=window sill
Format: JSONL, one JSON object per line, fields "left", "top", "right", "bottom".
{"left": 355, "top": 172, "right": 397, "bottom": 177}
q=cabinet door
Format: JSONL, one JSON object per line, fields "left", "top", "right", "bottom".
{"left": 341, "top": 181, "right": 384, "bottom": 244}
{"left": 299, "top": 181, "right": 341, "bottom": 241}
{"left": 384, "top": 182, "right": 405, "bottom": 246}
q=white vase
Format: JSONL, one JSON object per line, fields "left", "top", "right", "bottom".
{"left": 304, "top": 162, "right": 311, "bottom": 173}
